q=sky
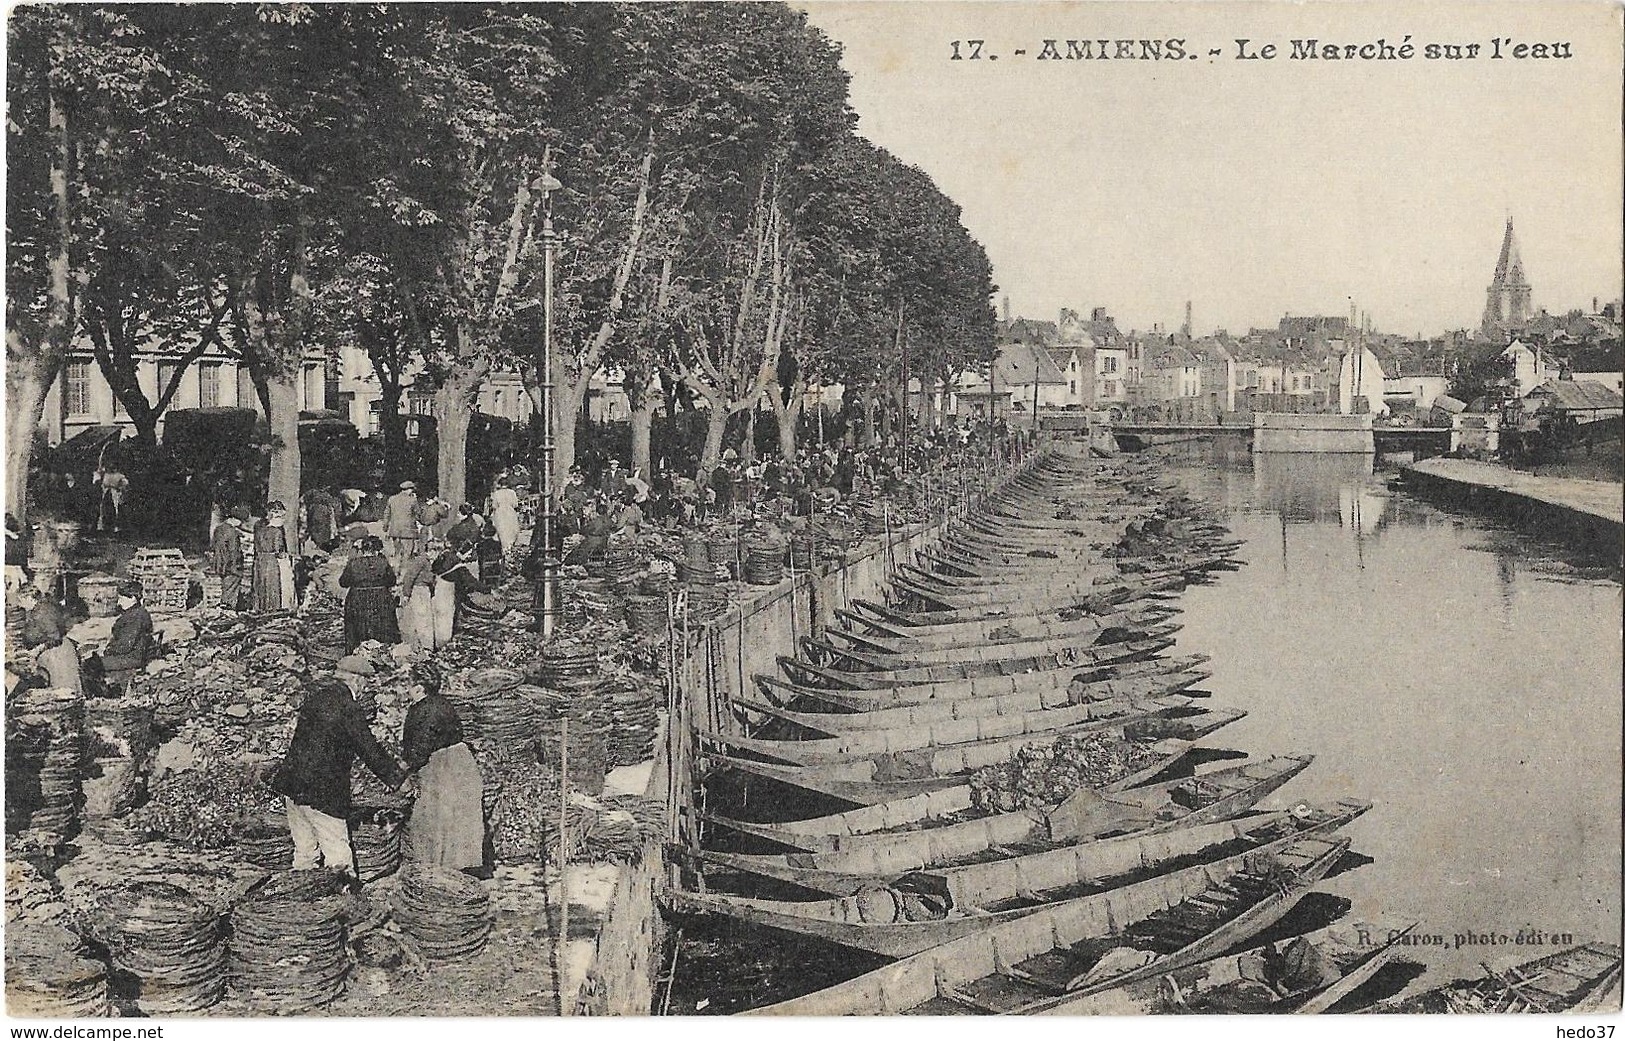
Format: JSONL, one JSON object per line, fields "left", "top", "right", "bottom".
{"left": 799, "top": 1, "right": 1624, "bottom": 338}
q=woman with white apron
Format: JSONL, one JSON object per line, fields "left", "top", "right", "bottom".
{"left": 430, "top": 542, "right": 482, "bottom": 646}
{"left": 487, "top": 479, "right": 521, "bottom": 559}
{"left": 397, "top": 540, "right": 440, "bottom": 651}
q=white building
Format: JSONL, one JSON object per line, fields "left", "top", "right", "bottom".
{"left": 42, "top": 338, "right": 328, "bottom": 446}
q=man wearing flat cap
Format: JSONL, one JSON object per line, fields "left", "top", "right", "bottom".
{"left": 269, "top": 675, "right": 405, "bottom": 883}
{"left": 208, "top": 506, "right": 248, "bottom": 610}
{"left": 383, "top": 480, "right": 421, "bottom": 565}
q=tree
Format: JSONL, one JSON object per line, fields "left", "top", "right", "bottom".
{"left": 653, "top": 4, "right": 854, "bottom": 477}
{"left": 5, "top": 6, "right": 173, "bottom": 519}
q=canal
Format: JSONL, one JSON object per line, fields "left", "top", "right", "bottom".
{"left": 1157, "top": 445, "right": 1623, "bottom": 992}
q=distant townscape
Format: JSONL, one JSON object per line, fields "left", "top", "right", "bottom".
{"left": 974, "top": 219, "right": 1622, "bottom": 434}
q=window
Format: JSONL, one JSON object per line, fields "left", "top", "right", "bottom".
{"left": 1291, "top": 376, "right": 1300, "bottom": 391}
{"left": 199, "top": 362, "right": 223, "bottom": 407}
{"left": 1069, "top": 380, "right": 1076, "bottom": 394}
{"left": 1102, "top": 380, "right": 1118, "bottom": 397}
{"left": 1102, "top": 356, "right": 1119, "bottom": 374}
{"left": 157, "top": 362, "right": 182, "bottom": 404}
{"left": 1302, "top": 374, "right": 1312, "bottom": 390}
{"left": 65, "top": 361, "right": 93, "bottom": 416}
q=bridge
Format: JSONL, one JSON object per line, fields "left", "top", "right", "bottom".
{"left": 1039, "top": 414, "right": 1454, "bottom": 458}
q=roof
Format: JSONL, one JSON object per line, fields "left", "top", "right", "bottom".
{"left": 1524, "top": 379, "right": 1625, "bottom": 411}
{"left": 1431, "top": 395, "right": 1468, "bottom": 414}
{"left": 994, "top": 342, "right": 1067, "bottom": 385}
{"left": 1147, "top": 345, "right": 1198, "bottom": 368}
{"left": 1046, "top": 348, "right": 1078, "bottom": 372}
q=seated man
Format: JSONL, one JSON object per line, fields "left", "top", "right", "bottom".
{"left": 100, "top": 582, "right": 156, "bottom": 693}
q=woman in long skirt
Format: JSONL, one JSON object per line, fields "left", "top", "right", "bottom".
{"left": 488, "top": 479, "right": 521, "bottom": 559}
{"left": 430, "top": 542, "right": 486, "bottom": 645}
{"left": 401, "top": 664, "right": 485, "bottom": 873}
{"left": 339, "top": 535, "right": 400, "bottom": 651}
{"left": 250, "top": 501, "right": 296, "bottom": 612}
{"left": 396, "top": 540, "right": 439, "bottom": 652}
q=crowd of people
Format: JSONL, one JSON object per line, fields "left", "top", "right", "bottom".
{"left": 6, "top": 418, "right": 1033, "bottom": 888}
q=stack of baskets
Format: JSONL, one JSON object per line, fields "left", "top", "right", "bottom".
{"left": 7, "top": 687, "right": 86, "bottom": 835}
{"left": 744, "top": 540, "right": 786, "bottom": 586}
{"left": 707, "top": 532, "right": 741, "bottom": 580}
{"left": 352, "top": 808, "right": 406, "bottom": 883}
{"left": 227, "top": 870, "right": 350, "bottom": 1012}
{"left": 625, "top": 595, "right": 669, "bottom": 638}
{"left": 231, "top": 817, "right": 295, "bottom": 872}
{"left": 392, "top": 865, "right": 493, "bottom": 962}
{"left": 533, "top": 645, "right": 600, "bottom": 689}
{"left": 678, "top": 537, "right": 714, "bottom": 585}
{"left": 98, "top": 881, "right": 226, "bottom": 1015}
{"left": 4, "top": 925, "right": 111, "bottom": 1018}
{"left": 600, "top": 541, "right": 641, "bottom": 585}
{"left": 682, "top": 583, "right": 727, "bottom": 624}
{"left": 128, "top": 548, "right": 193, "bottom": 612}
{"left": 789, "top": 531, "right": 817, "bottom": 570}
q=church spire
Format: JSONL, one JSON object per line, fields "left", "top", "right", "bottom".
{"left": 1483, "top": 217, "right": 1532, "bottom": 336}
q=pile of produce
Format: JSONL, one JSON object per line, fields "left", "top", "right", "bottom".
{"left": 227, "top": 870, "right": 351, "bottom": 1011}
{"left": 5, "top": 924, "right": 111, "bottom": 1018}
{"left": 91, "top": 881, "right": 226, "bottom": 1014}
{"left": 482, "top": 755, "right": 558, "bottom": 864}
{"left": 391, "top": 864, "right": 492, "bottom": 962}
{"left": 967, "top": 732, "right": 1168, "bottom": 814}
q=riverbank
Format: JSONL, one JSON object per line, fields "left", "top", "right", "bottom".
{"left": 1400, "top": 457, "right": 1623, "bottom": 559}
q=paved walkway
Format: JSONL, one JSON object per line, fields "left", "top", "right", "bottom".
{"left": 1406, "top": 457, "right": 1623, "bottom": 525}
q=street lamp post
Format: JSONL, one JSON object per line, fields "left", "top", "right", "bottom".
{"left": 535, "top": 167, "right": 564, "bottom": 637}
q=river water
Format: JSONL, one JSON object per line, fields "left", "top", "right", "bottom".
{"left": 1157, "top": 445, "right": 1623, "bottom": 993}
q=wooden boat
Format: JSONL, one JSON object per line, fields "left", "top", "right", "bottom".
{"left": 1366, "top": 941, "right": 1623, "bottom": 1014}
{"left": 1042, "top": 916, "right": 1419, "bottom": 1014}
{"left": 758, "top": 655, "right": 1211, "bottom": 709}
{"left": 721, "top": 696, "right": 1199, "bottom": 765}
{"left": 679, "top": 802, "right": 1364, "bottom": 959}
{"left": 804, "top": 622, "right": 1182, "bottom": 673}
{"left": 705, "top": 700, "right": 1226, "bottom": 771}
{"left": 745, "top": 830, "right": 1357, "bottom": 1008}
{"left": 744, "top": 670, "right": 1210, "bottom": 730}
{"left": 701, "top": 713, "right": 1241, "bottom": 805}
{"left": 825, "top": 606, "right": 1176, "bottom": 655}
{"left": 704, "top": 754, "right": 1314, "bottom": 888}
{"left": 849, "top": 577, "right": 1186, "bottom": 628}
{"left": 767, "top": 654, "right": 1211, "bottom": 706}
{"left": 893, "top": 571, "right": 1194, "bottom": 613}
{"left": 837, "top": 596, "right": 1179, "bottom": 644}
{"left": 782, "top": 631, "right": 1178, "bottom": 687}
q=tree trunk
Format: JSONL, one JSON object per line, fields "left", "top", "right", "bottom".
{"left": 861, "top": 390, "right": 879, "bottom": 447}
{"left": 697, "top": 403, "right": 729, "bottom": 479}
{"left": 433, "top": 367, "right": 482, "bottom": 509}
{"left": 547, "top": 373, "right": 592, "bottom": 488}
{"left": 629, "top": 393, "right": 656, "bottom": 479}
{"left": 378, "top": 379, "right": 408, "bottom": 479}
{"left": 265, "top": 372, "right": 302, "bottom": 545}
{"left": 741, "top": 408, "right": 757, "bottom": 464}
{"left": 5, "top": 353, "right": 51, "bottom": 522}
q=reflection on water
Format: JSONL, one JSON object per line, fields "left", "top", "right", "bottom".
{"left": 1157, "top": 445, "right": 1623, "bottom": 998}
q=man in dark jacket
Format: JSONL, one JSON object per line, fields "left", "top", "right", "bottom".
{"left": 99, "top": 582, "right": 156, "bottom": 692}
{"left": 270, "top": 676, "right": 405, "bottom": 880}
